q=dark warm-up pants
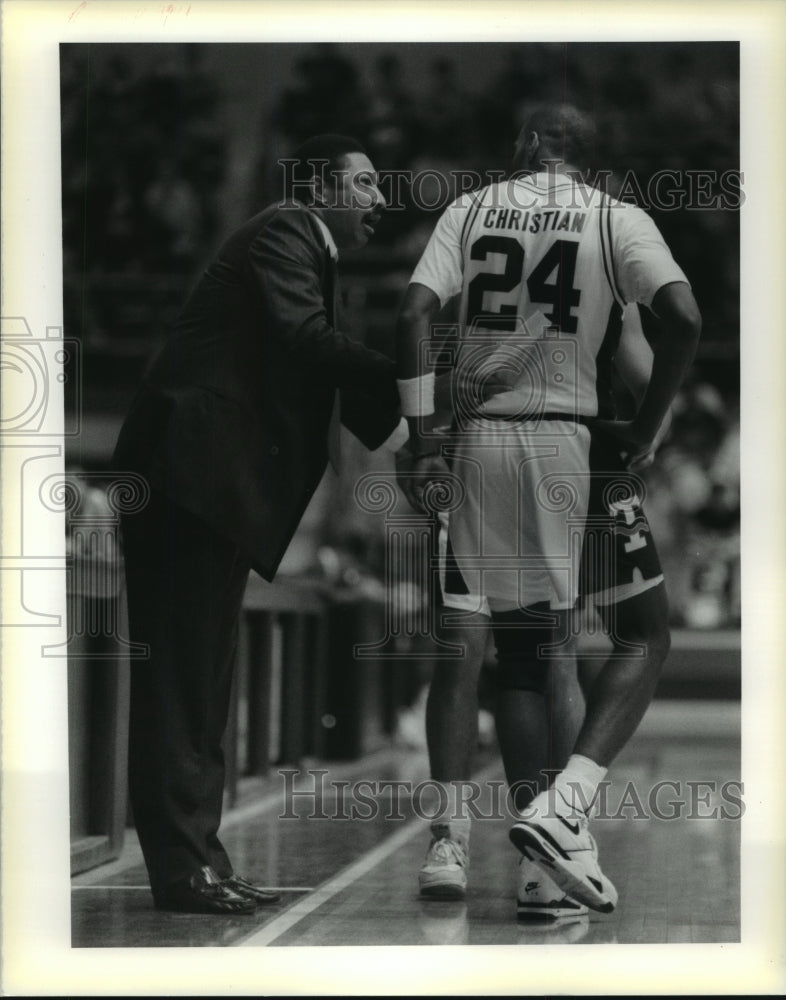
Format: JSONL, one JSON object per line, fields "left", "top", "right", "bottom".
{"left": 121, "top": 490, "right": 251, "bottom": 897}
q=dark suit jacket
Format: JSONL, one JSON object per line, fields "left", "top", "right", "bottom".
{"left": 113, "top": 200, "right": 400, "bottom": 580}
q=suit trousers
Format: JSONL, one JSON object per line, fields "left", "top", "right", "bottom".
{"left": 121, "top": 490, "right": 251, "bottom": 896}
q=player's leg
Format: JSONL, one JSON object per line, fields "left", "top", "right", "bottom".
{"left": 426, "top": 610, "right": 489, "bottom": 782}
{"left": 418, "top": 618, "right": 485, "bottom": 899}
{"left": 490, "top": 601, "right": 590, "bottom": 920}
{"left": 422, "top": 593, "right": 591, "bottom": 914}
{"left": 573, "top": 583, "right": 670, "bottom": 766}
{"left": 571, "top": 427, "right": 670, "bottom": 766}
{"left": 510, "top": 432, "right": 666, "bottom": 912}
{"left": 447, "top": 420, "right": 612, "bottom": 910}
{"left": 512, "top": 587, "right": 668, "bottom": 914}
{"left": 545, "top": 629, "right": 586, "bottom": 775}
{"left": 419, "top": 513, "right": 490, "bottom": 899}
{"left": 490, "top": 604, "right": 583, "bottom": 812}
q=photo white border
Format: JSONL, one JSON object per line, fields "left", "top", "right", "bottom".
{"left": 2, "top": 0, "right": 784, "bottom": 994}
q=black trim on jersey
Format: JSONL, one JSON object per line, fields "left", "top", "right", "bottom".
{"left": 605, "top": 201, "right": 625, "bottom": 305}
{"left": 599, "top": 196, "right": 625, "bottom": 308}
{"left": 594, "top": 301, "right": 624, "bottom": 420}
{"left": 459, "top": 189, "right": 486, "bottom": 269}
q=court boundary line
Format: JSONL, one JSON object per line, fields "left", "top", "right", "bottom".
{"left": 71, "top": 746, "right": 429, "bottom": 886}
{"left": 236, "top": 760, "right": 501, "bottom": 948}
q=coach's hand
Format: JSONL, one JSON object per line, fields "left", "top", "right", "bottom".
{"left": 455, "top": 367, "right": 518, "bottom": 406}
{"left": 395, "top": 447, "right": 419, "bottom": 509}
{"left": 408, "top": 452, "right": 452, "bottom": 514}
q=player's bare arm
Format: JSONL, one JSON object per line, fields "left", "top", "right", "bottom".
{"left": 615, "top": 309, "right": 654, "bottom": 403}
{"left": 595, "top": 280, "right": 701, "bottom": 455}
{"left": 613, "top": 308, "right": 671, "bottom": 468}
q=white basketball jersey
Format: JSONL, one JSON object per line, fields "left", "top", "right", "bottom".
{"left": 410, "top": 172, "right": 688, "bottom": 419}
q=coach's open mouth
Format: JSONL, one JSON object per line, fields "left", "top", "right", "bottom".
{"left": 363, "top": 212, "right": 381, "bottom": 236}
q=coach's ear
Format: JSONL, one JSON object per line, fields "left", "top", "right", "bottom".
{"left": 311, "top": 173, "right": 326, "bottom": 208}
{"left": 313, "top": 166, "right": 338, "bottom": 209}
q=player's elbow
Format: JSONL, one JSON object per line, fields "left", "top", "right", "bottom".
{"left": 653, "top": 282, "right": 702, "bottom": 345}
{"left": 397, "top": 303, "right": 429, "bottom": 331}
{"left": 677, "top": 297, "right": 702, "bottom": 342}
{"left": 672, "top": 308, "right": 701, "bottom": 361}
{"left": 397, "top": 283, "right": 440, "bottom": 328}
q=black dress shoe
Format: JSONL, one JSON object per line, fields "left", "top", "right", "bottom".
{"left": 222, "top": 874, "right": 281, "bottom": 905}
{"left": 155, "top": 865, "right": 256, "bottom": 914}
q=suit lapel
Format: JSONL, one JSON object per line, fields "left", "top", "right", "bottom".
{"left": 322, "top": 249, "right": 343, "bottom": 473}
{"left": 324, "top": 250, "right": 340, "bottom": 328}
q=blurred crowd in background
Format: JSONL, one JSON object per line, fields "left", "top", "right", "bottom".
{"left": 60, "top": 41, "right": 741, "bottom": 630}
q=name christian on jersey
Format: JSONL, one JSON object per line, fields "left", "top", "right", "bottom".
{"left": 482, "top": 206, "right": 587, "bottom": 236}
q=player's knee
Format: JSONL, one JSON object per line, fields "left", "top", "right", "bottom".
{"left": 490, "top": 608, "right": 556, "bottom": 695}
{"left": 548, "top": 653, "right": 579, "bottom": 692}
{"left": 613, "top": 616, "right": 671, "bottom": 668}
{"left": 605, "top": 587, "right": 672, "bottom": 667}
{"left": 433, "top": 618, "right": 488, "bottom": 693}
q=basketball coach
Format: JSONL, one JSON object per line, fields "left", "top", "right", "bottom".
{"left": 112, "top": 135, "right": 404, "bottom": 914}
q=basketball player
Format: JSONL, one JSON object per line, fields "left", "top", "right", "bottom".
{"left": 395, "top": 105, "right": 701, "bottom": 914}
{"left": 406, "top": 307, "right": 671, "bottom": 920}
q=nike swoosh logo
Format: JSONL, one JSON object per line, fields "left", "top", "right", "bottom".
{"left": 557, "top": 815, "right": 581, "bottom": 835}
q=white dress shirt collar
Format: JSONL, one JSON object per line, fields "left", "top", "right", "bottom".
{"left": 312, "top": 213, "right": 338, "bottom": 260}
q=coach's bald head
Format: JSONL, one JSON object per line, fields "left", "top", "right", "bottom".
{"left": 512, "top": 104, "right": 597, "bottom": 175}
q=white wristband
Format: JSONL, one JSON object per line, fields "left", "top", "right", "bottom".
{"left": 396, "top": 373, "right": 435, "bottom": 417}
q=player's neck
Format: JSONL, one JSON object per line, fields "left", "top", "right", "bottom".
{"left": 522, "top": 162, "right": 586, "bottom": 185}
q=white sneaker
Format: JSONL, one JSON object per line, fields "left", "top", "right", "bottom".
{"left": 516, "top": 856, "right": 588, "bottom": 921}
{"left": 517, "top": 913, "right": 590, "bottom": 944}
{"left": 510, "top": 787, "right": 618, "bottom": 913}
{"left": 418, "top": 837, "right": 468, "bottom": 899}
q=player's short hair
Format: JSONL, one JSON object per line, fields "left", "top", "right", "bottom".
{"left": 288, "top": 134, "right": 368, "bottom": 200}
{"left": 520, "top": 104, "right": 597, "bottom": 170}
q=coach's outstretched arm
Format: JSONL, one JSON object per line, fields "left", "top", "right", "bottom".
{"left": 595, "top": 281, "right": 701, "bottom": 456}
{"left": 396, "top": 281, "right": 443, "bottom": 430}
{"left": 395, "top": 282, "right": 452, "bottom": 509}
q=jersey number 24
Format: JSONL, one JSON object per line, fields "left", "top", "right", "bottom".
{"left": 467, "top": 235, "right": 581, "bottom": 334}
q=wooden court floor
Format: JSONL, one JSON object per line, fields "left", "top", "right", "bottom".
{"left": 71, "top": 700, "right": 740, "bottom": 948}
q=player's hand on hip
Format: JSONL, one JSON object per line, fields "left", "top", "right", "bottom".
{"left": 594, "top": 408, "right": 673, "bottom": 470}
{"left": 628, "top": 449, "right": 656, "bottom": 471}
{"left": 590, "top": 418, "right": 656, "bottom": 469}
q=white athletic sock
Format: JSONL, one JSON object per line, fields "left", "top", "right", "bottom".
{"left": 430, "top": 782, "right": 471, "bottom": 851}
{"left": 553, "top": 754, "right": 608, "bottom": 816}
